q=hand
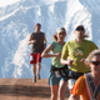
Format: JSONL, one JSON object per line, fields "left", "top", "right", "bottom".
{"left": 30, "top": 40, "right": 36, "bottom": 44}
{"left": 67, "top": 59, "right": 73, "bottom": 66}
{"left": 80, "top": 58, "right": 85, "bottom": 63}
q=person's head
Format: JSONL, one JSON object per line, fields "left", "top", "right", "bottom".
{"left": 74, "top": 25, "right": 87, "bottom": 40}
{"left": 53, "top": 27, "right": 66, "bottom": 42}
{"left": 34, "top": 23, "right": 41, "bottom": 33}
{"left": 86, "top": 49, "right": 100, "bottom": 75}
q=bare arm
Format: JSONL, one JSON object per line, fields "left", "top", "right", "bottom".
{"left": 43, "top": 34, "right": 47, "bottom": 48}
{"left": 61, "top": 58, "right": 68, "bottom": 65}
{"left": 44, "top": 34, "right": 47, "bottom": 44}
{"left": 60, "top": 42, "right": 73, "bottom": 65}
{"left": 61, "top": 57, "right": 86, "bottom": 66}
{"left": 41, "top": 44, "right": 61, "bottom": 58}
{"left": 28, "top": 34, "right": 36, "bottom": 45}
{"left": 68, "top": 95, "right": 80, "bottom": 100}
{"left": 61, "top": 58, "right": 73, "bottom": 66}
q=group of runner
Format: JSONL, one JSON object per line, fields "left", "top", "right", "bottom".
{"left": 28, "top": 23, "right": 100, "bottom": 100}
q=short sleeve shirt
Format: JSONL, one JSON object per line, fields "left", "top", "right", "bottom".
{"left": 51, "top": 41, "right": 64, "bottom": 68}
{"left": 61, "top": 40, "right": 98, "bottom": 73}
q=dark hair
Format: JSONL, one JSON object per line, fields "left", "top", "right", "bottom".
{"left": 75, "top": 25, "right": 85, "bottom": 32}
{"left": 53, "top": 34, "right": 57, "bottom": 41}
{"left": 35, "top": 23, "right": 41, "bottom": 28}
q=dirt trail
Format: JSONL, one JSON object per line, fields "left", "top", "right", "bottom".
{"left": 0, "top": 79, "right": 68, "bottom": 100}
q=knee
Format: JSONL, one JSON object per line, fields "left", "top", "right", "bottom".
{"left": 51, "top": 93, "right": 57, "bottom": 100}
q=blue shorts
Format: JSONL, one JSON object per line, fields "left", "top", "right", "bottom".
{"left": 48, "top": 71, "right": 67, "bottom": 86}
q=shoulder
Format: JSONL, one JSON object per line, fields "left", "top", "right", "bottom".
{"left": 40, "top": 32, "right": 45, "bottom": 35}
{"left": 84, "top": 39, "right": 98, "bottom": 48}
{"left": 83, "top": 39, "right": 95, "bottom": 44}
{"left": 32, "top": 32, "right": 36, "bottom": 34}
{"left": 74, "top": 75, "right": 85, "bottom": 88}
{"left": 64, "top": 40, "right": 74, "bottom": 46}
{"left": 70, "top": 75, "right": 85, "bottom": 95}
{"left": 77, "top": 75, "right": 85, "bottom": 83}
{"left": 73, "top": 75, "right": 85, "bottom": 88}
{"left": 31, "top": 32, "right": 36, "bottom": 36}
{"left": 52, "top": 41, "right": 57, "bottom": 46}
{"left": 30, "top": 33, "right": 35, "bottom": 38}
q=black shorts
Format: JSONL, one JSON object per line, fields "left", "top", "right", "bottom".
{"left": 50, "top": 65, "right": 69, "bottom": 81}
{"left": 68, "top": 69, "right": 89, "bottom": 80}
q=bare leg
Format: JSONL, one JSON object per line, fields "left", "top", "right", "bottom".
{"left": 50, "top": 85, "right": 59, "bottom": 100}
{"left": 58, "top": 80, "right": 67, "bottom": 100}
{"left": 37, "top": 63, "right": 41, "bottom": 80}
{"left": 33, "top": 64, "right": 36, "bottom": 82}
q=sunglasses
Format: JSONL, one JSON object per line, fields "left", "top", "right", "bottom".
{"left": 90, "top": 61, "right": 100, "bottom": 66}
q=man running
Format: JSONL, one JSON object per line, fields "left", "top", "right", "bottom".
{"left": 28, "top": 23, "right": 46, "bottom": 83}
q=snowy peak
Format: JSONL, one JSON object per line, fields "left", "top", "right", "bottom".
{"left": 0, "top": 0, "right": 100, "bottom": 78}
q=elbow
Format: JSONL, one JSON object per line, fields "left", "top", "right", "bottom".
{"left": 41, "top": 52, "right": 45, "bottom": 57}
{"left": 41, "top": 54, "right": 43, "bottom": 58}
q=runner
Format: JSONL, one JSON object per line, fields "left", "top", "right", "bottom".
{"left": 28, "top": 23, "right": 46, "bottom": 83}
{"left": 41, "top": 27, "right": 68, "bottom": 100}
{"left": 68, "top": 49, "right": 100, "bottom": 100}
{"left": 61, "top": 25, "right": 98, "bottom": 89}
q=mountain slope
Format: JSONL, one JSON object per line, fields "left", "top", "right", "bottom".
{"left": 0, "top": 0, "right": 100, "bottom": 78}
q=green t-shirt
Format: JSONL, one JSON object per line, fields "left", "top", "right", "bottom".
{"left": 61, "top": 40, "right": 98, "bottom": 73}
{"left": 51, "top": 41, "right": 64, "bottom": 68}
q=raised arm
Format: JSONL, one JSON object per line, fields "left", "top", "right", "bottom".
{"left": 44, "top": 34, "right": 47, "bottom": 44}
{"left": 28, "top": 34, "right": 36, "bottom": 45}
{"left": 61, "top": 42, "right": 73, "bottom": 66}
{"left": 43, "top": 34, "right": 47, "bottom": 48}
{"left": 41, "top": 44, "right": 61, "bottom": 58}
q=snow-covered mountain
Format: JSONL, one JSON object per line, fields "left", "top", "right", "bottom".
{"left": 0, "top": 0, "right": 100, "bottom": 78}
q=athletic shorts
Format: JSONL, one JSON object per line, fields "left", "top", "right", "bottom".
{"left": 30, "top": 53, "right": 41, "bottom": 64}
{"left": 48, "top": 71, "right": 67, "bottom": 86}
